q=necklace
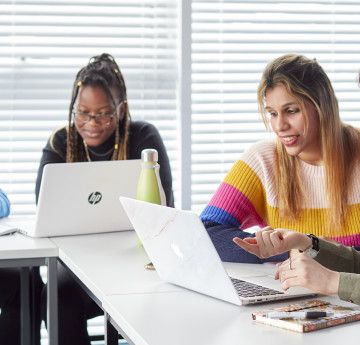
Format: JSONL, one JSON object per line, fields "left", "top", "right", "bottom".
{"left": 83, "top": 141, "right": 114, "bottom": 162}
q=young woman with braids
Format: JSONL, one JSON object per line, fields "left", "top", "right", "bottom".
{"left": 36, "top": 53, "right": 173, "bottom": 345}
{"left": 200, "top": 54, "right": 360, "bottom": 263}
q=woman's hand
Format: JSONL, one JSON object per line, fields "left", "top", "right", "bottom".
{"left": 276, "top": 253, "right": 340, "bottom": 295}
{"left": 233, "top": 227, "right": 311, "bottom": 258}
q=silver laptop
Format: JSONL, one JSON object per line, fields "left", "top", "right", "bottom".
{"left": 120, "top": 197, "right": 316, "bottom": 306}
{"left": 5, "top": 160, "right": 141, "bottom": 237}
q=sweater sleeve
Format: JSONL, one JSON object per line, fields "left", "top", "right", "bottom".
{"left": 338, "top": 273, "right": 360, "bottom": 305}
{"left": 205, "top": 222, "right": 288, "bottom": 263}
{"left": 0, "top": 189, "right": 10, "bottom": 218}
{"left": 315, "top": 239, "right": 360, "bottom": 273}
{"left": 200, "top": 141, "right": 288, "bottom": 263}
{"left": 315, "top": 238, "right": 360, "bottom": 304}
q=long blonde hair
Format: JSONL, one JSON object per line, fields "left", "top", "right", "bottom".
{"left": 258, "top": 54, "right": 360, "bottom": 233}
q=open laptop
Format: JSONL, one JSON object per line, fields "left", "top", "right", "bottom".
{"left": 4, "top": 160, "right": 141, "bottom": 237}
{"left": 120, "top": 197, "right": 317, "bottom": 306}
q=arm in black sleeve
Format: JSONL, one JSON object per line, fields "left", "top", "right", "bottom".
{"left": 129, "top": 121, "right": 174, "bottom": 207}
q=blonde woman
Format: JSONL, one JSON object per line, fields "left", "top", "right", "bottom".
{"left": 200, "top": 54, "right": 360, "bottom": 263}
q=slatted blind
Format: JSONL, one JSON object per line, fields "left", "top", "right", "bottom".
{"left": 2, "top": 1, "right": 360, "bottom": 215}
{"left": 191, "top": 0, "right": 360, "bottom": 213}
{"left": 0, "top": 0, "right": 179, "bottom": 214}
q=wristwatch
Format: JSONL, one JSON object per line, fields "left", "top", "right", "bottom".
{"left": 301, "top": 234, "right": 319, "bottom": 258}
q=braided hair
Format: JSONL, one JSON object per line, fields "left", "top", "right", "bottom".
{"left": 66, "top": 53, "right": 130, "bottom": 162}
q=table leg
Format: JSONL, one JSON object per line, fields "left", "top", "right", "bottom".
{"left": 47, "top": 257, "right": 58, "bottom": 345}
{"left": 20, "top": 267, "right": 31, "bottom": 345}
{"left": 105, "top": 312, "right": 118, "bottom": 345}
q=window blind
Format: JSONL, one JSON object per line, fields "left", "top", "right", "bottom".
{"left": 2, "top": 1, "right": 360, "bottom": 216}
{"left": 191, "top": 0, "right": 360, "bottom": 213}
{"left": 0, "top": 0, "right": 179, "bottom": 215}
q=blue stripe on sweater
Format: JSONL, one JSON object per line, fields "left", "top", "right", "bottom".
{"left": 200, "top": 205, "right": 241, "bottom": 228}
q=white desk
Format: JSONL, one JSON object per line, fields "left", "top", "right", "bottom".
{"left": 51, "top": 230, "right": 184, "bottom": 345}
{"left": 0, "top": 233, "right": 58, "bottom": 260}
{"left": 51, "top": 231, "right": 183, "bottom": 300}
{"left": 103, "top": 293, "right": 359, "bottom": 345}
{"left": 51, "top": 231, "right": 360, "bottom": 345}
{"left": 0, "top": 233, "right": 59, "bottom": 345}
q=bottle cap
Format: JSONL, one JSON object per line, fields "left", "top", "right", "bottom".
{"left": 141, "top": 149, "right": 158, "bottom": 163}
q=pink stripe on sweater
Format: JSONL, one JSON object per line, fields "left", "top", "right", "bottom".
{"left": 332, "top": 233, "right": 360, "bottom": 247}
{"left": 208, "top": 182, "right": 267, "bottom": 229}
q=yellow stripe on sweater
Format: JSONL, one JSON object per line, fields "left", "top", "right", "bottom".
{"left": 223, "top": 160, "right": 360, "bottom": 239}
{"left": 266, "top": 203, "right": 360, "bottom": 238}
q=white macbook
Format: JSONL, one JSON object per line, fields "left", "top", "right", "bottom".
{"left": 4, "top": 160, "right": 141, "bottom": 237}
{"left": 120, "top": 197, "right": 317, "bottom": 306}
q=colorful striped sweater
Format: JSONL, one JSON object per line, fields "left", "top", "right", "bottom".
{"left": 200, "top": 139, "right": 360, "bottom": 263}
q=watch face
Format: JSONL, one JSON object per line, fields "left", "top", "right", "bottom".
{"left": 304, "top": 247, "right": 318, "bottom": 259}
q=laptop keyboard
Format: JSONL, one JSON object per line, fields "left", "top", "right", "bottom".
{"left": 230, "top": 277, "right": 284, "bottom": 298}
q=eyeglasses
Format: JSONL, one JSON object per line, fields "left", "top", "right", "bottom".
{"left": 72, "top": 110, "right": 116, "bottom": 126}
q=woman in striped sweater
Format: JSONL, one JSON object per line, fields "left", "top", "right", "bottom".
{"left": 200, "top": 54, "right": 360, "bottom": 263}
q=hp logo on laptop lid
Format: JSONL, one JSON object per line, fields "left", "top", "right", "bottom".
{"left": 88, "top": 192, "right": 102, "bottom": 205}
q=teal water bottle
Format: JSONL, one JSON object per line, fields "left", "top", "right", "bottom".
{"left": 137, "top": 149, "right": 165, "bottom": 246}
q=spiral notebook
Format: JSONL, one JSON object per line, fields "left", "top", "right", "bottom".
{"left": 252, "top": 299, "right": 360, "bottom": 332}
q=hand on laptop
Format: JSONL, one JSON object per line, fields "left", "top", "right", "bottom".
{"left": 232, "top": 227, "right": 312, "bottom": 258}
{"left": 234, "top": 227, "right": 341, "bottom": 296}
{"left": 275, "top": 254, "right": 340, "bottom": 295}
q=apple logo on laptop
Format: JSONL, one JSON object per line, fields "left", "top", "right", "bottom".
{"left": 88, "top": 191, "right": 102, "bottom": 205}
{"left": 170, "top": 240, "right": 184, "bottom": 259}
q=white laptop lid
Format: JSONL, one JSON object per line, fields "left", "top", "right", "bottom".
{"left": 12, "top": 160, "right": 141, "bottom": 237}
{"left": 120, "top": 197, "right": 316, "bottom": 306}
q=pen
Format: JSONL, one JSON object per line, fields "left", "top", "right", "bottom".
{"left": 265, "top": 311, "right": 334, "bottom": 319}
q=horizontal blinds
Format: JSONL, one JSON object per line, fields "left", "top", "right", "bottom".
{"left": 0, "top": 0, "right": 178, "bottom": 214}
{"left": 191, "top": 0, "right": 360, "bottom": 213}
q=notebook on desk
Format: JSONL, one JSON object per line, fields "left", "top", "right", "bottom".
{"left": 3, "top": 160, "right": 141, "bottom": 237}
{"left": 120, "top": 197, "right": 317, "bottom": 306}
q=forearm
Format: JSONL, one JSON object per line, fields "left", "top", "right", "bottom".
{"left": 315, "top": 239, "right": 360, "bottom": 273}
{"left": 314, "top": 238, "right": 360, "bottom": 304}
{"left": 338, "top": 272, "right": 360, "bottom": 305}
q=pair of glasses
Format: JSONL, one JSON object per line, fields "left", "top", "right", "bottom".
{"left": 72, "top": 110, "right": 116, "bottom": 126}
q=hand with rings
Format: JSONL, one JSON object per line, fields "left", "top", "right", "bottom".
{"left": 275, "top": 254, "right": 340, "bottom": 295}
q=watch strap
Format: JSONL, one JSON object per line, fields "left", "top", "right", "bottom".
{"left": 306, "top": 234, "right": 319, "bottom": 251}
